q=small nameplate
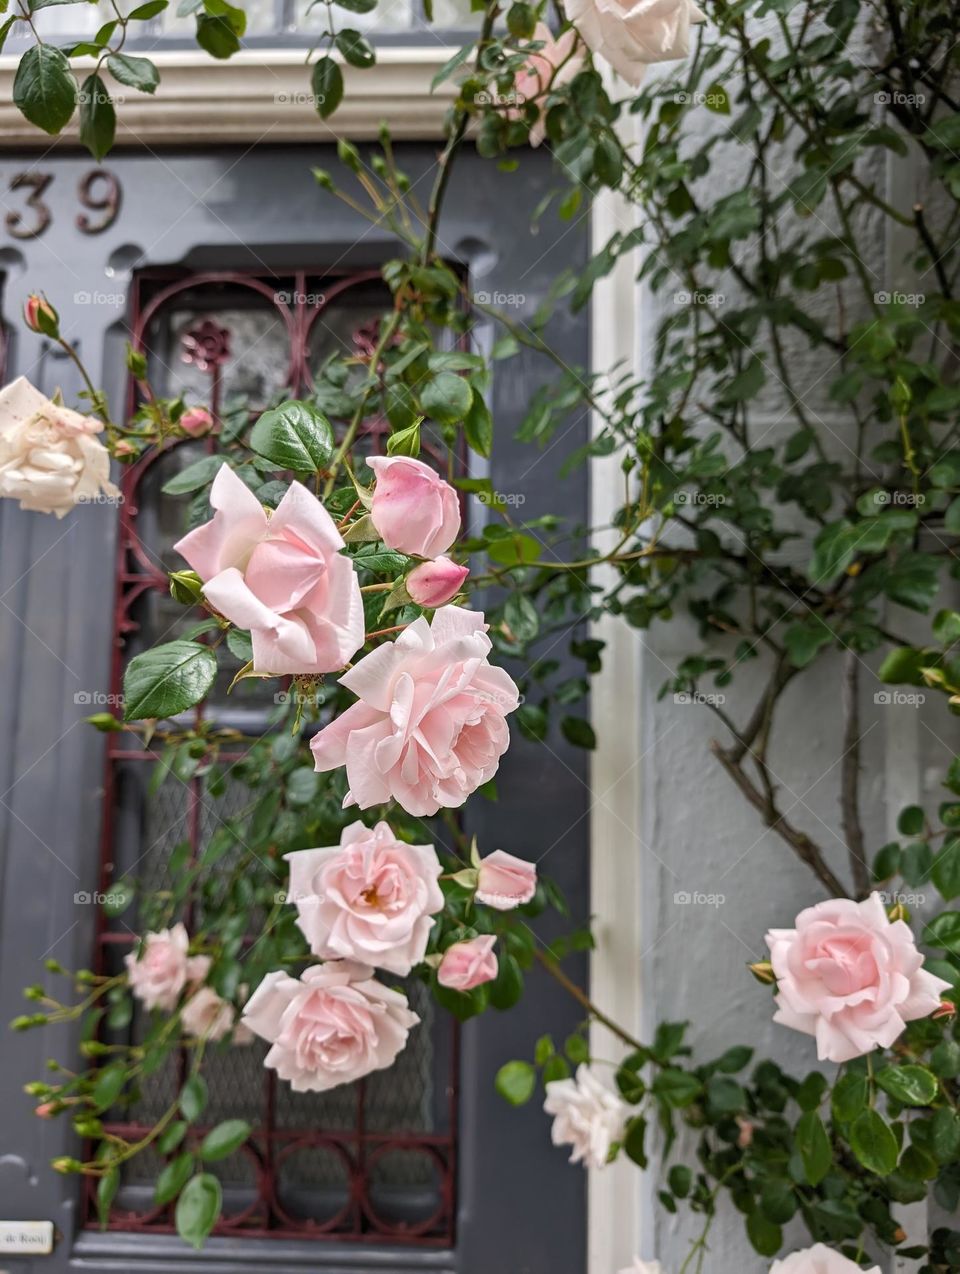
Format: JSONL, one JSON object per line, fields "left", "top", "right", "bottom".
{"left": 0, "top": 1221, "right": 55, "bottom": 1254}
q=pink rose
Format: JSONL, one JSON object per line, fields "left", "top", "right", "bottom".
{"left": 241, "top": 961, "right": 419, "bottom": 1093}
{"left": 476, "top": 849, "right": 537, "bottom": 910}
{"left": 181, "top": 986, "right": 253, "bottom": 1043}
{"left": 438, "top": 935, "right": 498, "bottom": 991}
{"left": 23, "top": 294, "right": 58, "bottom": 335}
{"left": 310, "top": 606, "right": 519, "bottom": 816}
{"left": 180, "top": 406, "right": 214, "bottom": 437}
{"left": 406, "top": 556, "right": 469, "bottom": 607}
{"left": 770, "top": 1245, "right": 880, "bottom": 1274}
{"left": 510, "top": 24, "right": 586, "bottom": 146}
{"left": 765, "top": 892, "right": 951, "bottom": 1063}
{"left": 566, "top": 0, "right": 705, "bottom": 87}
{"left": 367, "top": 455, "right": 460, "bottom": 558}
{"left": 175, "top": 463, "right": 364, "bottom": 676}
{"left": 285, "top": 820, "right": 443, "bottom": 975}
{"left": 125, "top": 924, "right": 209, "bottom": 1012}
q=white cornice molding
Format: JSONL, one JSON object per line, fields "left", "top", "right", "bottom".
{"left": 0, "top": 47, "right": 457, "bottom": 146}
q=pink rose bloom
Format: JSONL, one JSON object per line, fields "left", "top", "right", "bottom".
{"left": 770, "top": 1245, "right": 880, "bottom": 1274}
{"left": 180, "top": 406, "right": 214, "bottom": 437}
{"left": 181, "top": 986, "right": 253, "bottom": 1043}
{"left": 543, "top": 1064, "right": 628, "bottom": 1170}
{"left": 476, "top": 849, "right": 537, "bottom": 910}
{"left": 241, "top": 961, "right": 419, "bottom": 1093}
{"left": 125, "top": 923, "right": 209, "bottom": 1012}
{"left": 175, "top": 463, "right": 364, "bottom": 676}
{"left": 367, "top": 455, "right": 460, "bottom": 558}
{"left": 285, "top": 820, "right": 443, "bottom": 975}
{"left": 438, "top": 935, "right": 498, "bottom": 991}
{"left": 406, "top": 556, "right": 469, "bottom": 607}
{"left": 567, "top": 0, "right": 706, "bottom": 87}
{"left": 311, "top": 606, "right": 520, "bottom": 816}
{"left": 510, "top": 24, "right": 586, "bottom": 146}
{"left": 765, "top": 892, "right": 951, "bottom": 1063}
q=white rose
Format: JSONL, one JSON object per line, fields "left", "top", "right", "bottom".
{"left": 543, "top": 1063, "right": 628, "bottom": 1170}
{"left": 181, "top": 986, "right": 254, "bottom": 1044}
{"left": 241, "top": 961, "right": 419, "bottom": 1093}
{"left": 284, "top": 821, "right": 443, "bottom": 976}
{"left": 0, "top": 376, "right": 119, "bottom": 518}
{"left": 771, "top": 1245, "right": 881, "bottom": 1274}
{"left": 566, "top": 0, "right": 706, "bottom": 86}
{"left": 125, "top": 924, "right": 208, "bottom": 1012}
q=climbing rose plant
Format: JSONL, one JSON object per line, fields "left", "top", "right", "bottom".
{"left": 5, "top": 0, "right": 960, "bottom": 1268}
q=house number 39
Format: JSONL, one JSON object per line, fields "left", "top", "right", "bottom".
{"left": 4, "top": 169, "right": 122, "bottom": 240}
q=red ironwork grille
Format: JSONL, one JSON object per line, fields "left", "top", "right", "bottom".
{"left": 85, "top": 267, "right": 459, "bottom": 1244}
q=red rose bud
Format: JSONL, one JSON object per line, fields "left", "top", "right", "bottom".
{"left": 23, "top": 294, "right": 59, "bottom": 337}
{"left": 933, "top": 999, "right": 957, "bottom": 1020}
{"left": 406, "top": 556, "right": 469, "bottom": 608}
{"left": 179, "top": 406, "right": 214, "bottom": 437}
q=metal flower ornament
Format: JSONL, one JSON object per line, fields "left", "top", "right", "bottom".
{"left": 5, "top": 0, "right": 960, "bottom": 1268}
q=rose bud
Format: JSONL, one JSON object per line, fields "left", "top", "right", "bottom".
{"left": 113, "top": 439, "right": 138, "bottom": 459}
{"left": 24, "top": 294, "right": 59, "bottom": 337}
{"left": 747, "top": 960, "right": 776, "bottom": 985}
{"left": 476, "top": 849, "right": 536, "bottom": 911}
{"left": 179, "top": 407, "right": 214, "bottom": 437}
{"left": 438, "top": 935, "right": 498, "bottom": 991}
{"left": 406, "top": 557, "right": 469, "bottom": 608}
{"left": 35, "top": 1102, "right": 58, "bottom": 1119}
{"left": 933, "top": 999, "right": 957, "bottom": 1020}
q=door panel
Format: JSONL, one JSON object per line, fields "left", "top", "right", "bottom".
{"left": 0, "top": 144, "right": 589, "bottom": 1274}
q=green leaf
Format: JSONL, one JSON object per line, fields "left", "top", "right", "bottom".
{"left": 652, "top": 1068, "right": 702, "bottom": 1108}
{"left": 431, "top": 41, "right": 474, "bottom": 91}
{"left": 162, "top": 455, "right": 223, "bottom": 495}
{"left": 250, "top": 400, "right": 335, "bottom": 473}
{"left": 561, "top": 715, "right": 596, "bottom": 750}
{"left": 898, "top": 804, "right": 925, "bottom": 836}
{"left": 196, "top": 11, "right": 242, "bottom": 57}
{"left": 850, "top": 1108, "right": 899, "bottom": 1175}
{"left": 796, "top": 1110, "right": 831, "bottom": 1185}
{"left": 92, "top": 1062, "right": 126, "bottom": 1110}
{"left": 311, "top": 55, "right": 343, "bottom": 119}
{"left": 78, "top": 74, "right": 115, "bottom": 161}
{"left": 333, "top": 0, "right": 376, "bottom": 10}
{"left": 464, "top": 389, "right": 493, "bottom": 458}
{"left": 495, "top": 1060, "right": 536, "bottom": 1105}
{"left": 155, "top": 1150, "right": 194, "bottom": 1205}
{"left": 668, "top": 1163, "right": 692, "bottom": 1197}
{"left": 102, "top": 878, "right": 135, "bottom": 917}
{"left": 876, "top": 1064, "right": 938, "bottom": 1107}
{"left": 199, "top": 1119, "right": 251, "bottom": 1161}
{"left": 14, "top": 44, "right": 76, "bottom": 135}
{"left": 516, "top": 703, "right": 548, "bottom": 741}
{"left": 179, "top": 1074, "right": 208, "bottom": 1123}
{"left": 0, "top": 16, "right": 17, "bottom": 53}
{"left": 157, "top": 1119, "right": 189, "bottom": 1155}
{"left": 421, "top": 371, "right": 473, "bottom": 425}
{"left": 504, "top": 593, "right": 539, "bottom": 645}
{"left": 932, "top": 839, "right": 960, "bottom": 900}
{"left": 488, "top": 953, "right": 523, "bottom": 1010}
{"left": 97, "top": 1167, "right": 120, "bottom": 1227}
{"left": 128, "top": 0, "right": 168, "bottom": 17}
{"left": 335, "top": 27, "right": 375, "bottom": 67}
{"left": 715, "top": 1045, "right": 752, "bottom": 1073}
{"left": 123, "top": 641, "right": 217, "bottom": 721}
{"left": 746, "top": 1208, "right": 782, "bottom": 1257}
{"left": 923, "top": 912, "right": 960, "bottom": 949}
{"left": 831, "top": 1071, "right": 867, "bottom": 1122}
{"left": 175, "top": 1173, "right": 222, "bottom": 1249}
{"left": 106, "top": 52, "right": 159, "bottom": 93}
{"left": 623, "top": 1115, "right": 647, "bottom": 1167}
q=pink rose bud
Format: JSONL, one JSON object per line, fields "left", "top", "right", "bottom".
{"left": 113, "top": 439, "right": 138, "bottom": 459}
{"left": 438, "top": 935, "right": 498, "bottom": 991}
{"left": 476, "top": 849, "right": 537, "bottom": 911}
{"left": 406, "top": 557, "right": 469, "bottom": 607}
{"left": 35, "top": 1101, "right": 57, "bottom": 1119}
{"left": 180, "top": 407, "right": 214, "bottom": 437}
{"left": 367, "top": 455, "right": 461, "bottom": 557}
{"left": 24, "top": 294, "right": 58, "bottom": 336}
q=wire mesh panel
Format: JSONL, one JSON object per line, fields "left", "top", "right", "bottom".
{"left": 85, "top": 268, "right": 458, "bottom": 1245}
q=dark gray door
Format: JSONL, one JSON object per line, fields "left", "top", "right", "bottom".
{"left": 0, "top": 144, "right": 590, "bottom": 1274}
